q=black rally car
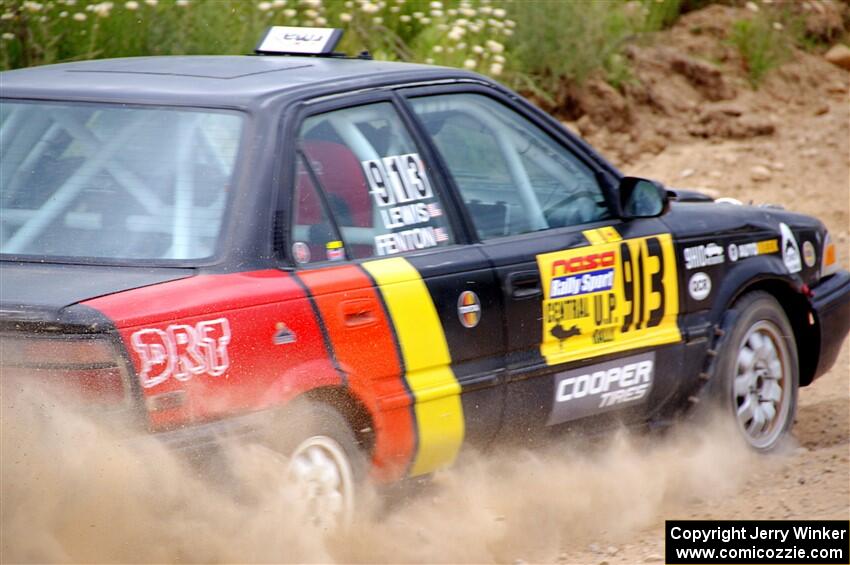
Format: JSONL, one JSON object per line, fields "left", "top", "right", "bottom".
{"left": 1, "top": 27, "right": 848, "bottom": 521}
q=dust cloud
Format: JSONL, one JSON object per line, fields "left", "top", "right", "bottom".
{"left": 2, "top": 382, "right": 756, "bottom": 564}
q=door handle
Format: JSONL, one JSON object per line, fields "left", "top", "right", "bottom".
{"left": 341, "top": 299, "right": 378, "bottom": 327}
{"left": 507, "top": 270, "right": 542, "bottom": 299}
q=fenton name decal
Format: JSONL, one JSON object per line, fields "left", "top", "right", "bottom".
{"left": 131, "top": 318, "right": 232, "bottom": 388}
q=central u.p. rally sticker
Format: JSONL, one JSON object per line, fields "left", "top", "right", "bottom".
{"left": 537, "top": 233, "right": 681, "bottom": 366}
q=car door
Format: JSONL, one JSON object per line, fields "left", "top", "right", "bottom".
{"left": 278, "top": 97, "right": 506, "bottom": 480}
{"left": 406, "top": 89, "right": 684, "bottom": 437}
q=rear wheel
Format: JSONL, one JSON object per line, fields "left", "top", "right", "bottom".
{"left": 713, "top": 291, "right": 798, "bottom": 451}
{"left": 274, "top": 401, "right": 366, "bottom": 531}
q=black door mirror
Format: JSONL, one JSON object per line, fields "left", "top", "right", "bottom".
{"left": 618, "top": 177, "right": 668, "bottom": 218}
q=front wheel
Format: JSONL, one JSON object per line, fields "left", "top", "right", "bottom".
{"left": 712, "top": 291, "right": 799, "bottom": 451}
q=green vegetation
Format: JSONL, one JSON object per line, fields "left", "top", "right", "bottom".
{"left": 728, "top": 15, "right": 789, "bottom": 88}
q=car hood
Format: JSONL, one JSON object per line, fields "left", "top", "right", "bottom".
{"left": 663, "top": 201, "right": 823, "bottom": 239}
{"left": 0, "top": 262, "right": 194, "bottom": 327}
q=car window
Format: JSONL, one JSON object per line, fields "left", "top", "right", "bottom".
{"left": 0, "top": 101, "right": 243, "bottom": 261}
{"left": 290, "top": 102, "right": 454, "bottom": 263}
{"left": 409, "top": 93, "right": 611, "bottom": 240}
{"left": 289, "top": 155, "right": 344, "bottom": 264}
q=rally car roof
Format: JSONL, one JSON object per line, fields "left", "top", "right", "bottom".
{"left": 0, "top": 55, "right": 481, "bottom": 108}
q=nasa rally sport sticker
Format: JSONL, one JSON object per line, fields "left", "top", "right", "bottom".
{"left": 548, "top": 351, "right": 655, "bottom": 425}
{"left": 688, "top": 272, "right": 711, "bottom": 301}
{"left": 802, "top": 240, "right": 816, "bottom": 268}
{"left": 457, "top": 290, "right": 482, "bottom": 328}
{"left": 779, "top": 222, "right": 802, "bottom": 273}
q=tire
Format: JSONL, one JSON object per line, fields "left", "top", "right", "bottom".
{"left": 711, "top": 291, "right": 799, "bottom": 451}
{"left": 271, "top": 400, "right": 367, "bottom": 531}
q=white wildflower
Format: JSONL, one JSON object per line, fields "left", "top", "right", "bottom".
{"left": 493, "top": 7, "right": 505, "bottom": 18}
{"left": 283, "top": 8, "right": 296, "bottom": 17}
{"left": 463, "top": 58, "right": 476, "bottom": 69}
{"left": 431, "top": 9, "right": 443, "bottom": 17}
{"left": 420, "top": 16, "right": 430, "bottom": 23}
{"left": 361, "top": 2, "right": 379, "bottom": 13}
{"left": 485, "top": 39, "right": 504, "bottom": 53}
{"left": 504, "top": 18, "right": 515, "bottom": 28}
{"left": 429, "top": 0, "right": 441, "bottom": 8}
{"left": 23, "top": 1, "right": 43, "bottom": 12}
{"left": 125, "top": 0, "right": 138, "bottom": 10}
{"left": 472, "top": 44, "right": 483, "bottom": 54}
{"left": 502, "top": 28, "right": 513, "bottom": 36}
{"left": 344, "top": 0, "right": 353, "bottom": 6}
{"left": 745, "top": 1, "right": 759, "bottom": 12}
{"left": 412, "top": 11, "right": 423, "bottom": 18}
{"left": 437, "top": 23, "right": 448, "bottom": 30}
{"left": 372, "top": 16, "right": 382, "bottom": 24}
{"left": 772, "top": 21, "right": 783, "bottom": 30}
{"left": 145, "top": 0, "right": 158, "bottom": 6}
{"left": 489, "top": 62, "right": 502, "bottom": 75}
{"left": 447, "top": 26, "right": 464, "bottom": 40}
{"left": 272, "top": 0, "right": 286, "bottom": 6}
{"left": 175, "top": 0, "right": 189, "bottom": 6}
{"left": 425, "top": 57, "right": 434, "bottom": 64}
{"left": 304, "top": 8, "right": 318, "bottom": 17}
{"left": 93, "top": 2, "right": 114, "bottom": 17}
{"left": 493, "top": 54, "right": 504, "bottom": 63}
{"left": 339, "top": 12, "right": 352, "bottom": 21}
{"left": 432, "top": 45, "right": 443, "bottom": 53}
{"left": 66, "top": 0, "right": 77, "bottom": 5}
{"left": 447, "top": 8, "right": 456, "bottom": 16}
{"left": 2, "top": 32, "right": 15, "bottom": 40}
{"left": 72, "top": 11, "right": 86, "bottom": 20}
{"left": 59, "top": 10, "right": 68, "bottom": 17}
{"left": 258, "top": 2, "right": 272, "bottom": 11}
{"left": 480, "top": 5, "right": 492, "bottom": 14}
{"left": 460, "top": 7, "right": 475, "bottom": 17}
{"left": 315, "top": 15, "right": 326, "bottom": 24}
{"left": 456, "top": 41, "right": 465, "bottom": 49}
{"left": 389, "top": 5, "right": 399, "bottom": 12}
{"left": 0, "top": 12, "right": 13, "bottom": 20}
{"left": 399, "top": 14, "right": 410, "bottom": 22}
{"left": 303, "top": 0, "right": 322, "bottom": 7}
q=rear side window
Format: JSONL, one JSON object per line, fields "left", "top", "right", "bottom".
{"left": 0, "top": 100, "right": 243, "bottom": 261}
{"left": 289, "top": 102, "right": 453, "bottom": 264}
{"left": 410, "top": 93, "right": 610, "bottom": 240}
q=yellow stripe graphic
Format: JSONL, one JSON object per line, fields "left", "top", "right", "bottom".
{"left": 363, "top": 257, "right": 465, "bottom": 476}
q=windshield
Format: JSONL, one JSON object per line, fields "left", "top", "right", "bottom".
{"left": 0, "top": 101, "right": 244, "bottom": 262}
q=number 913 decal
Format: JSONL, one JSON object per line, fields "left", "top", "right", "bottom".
{"left": 537, "top": 232, "right": 681, "bottom": 365}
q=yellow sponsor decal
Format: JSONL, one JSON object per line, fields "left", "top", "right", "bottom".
{"left": 538, "top": 233, "right": 681, "bottom": 365}
{"left": 362, "top": 257, "right": 465, "bottom": 476}
{"left": 756, "top": 239, "right": 779, "bottom": 254}
{"left": 583, "top": 226, "right": 623, "bottom": 245}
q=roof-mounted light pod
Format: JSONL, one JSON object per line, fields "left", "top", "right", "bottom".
{"left": 255, "top": 26, "right": 344, "bottom": 56}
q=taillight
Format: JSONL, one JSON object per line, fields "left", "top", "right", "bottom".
{"left": 0, "top": 335, "right": 130, "bottom": 408}
{"left": 821, "top": 232, "right": 839, "bottom": 278}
